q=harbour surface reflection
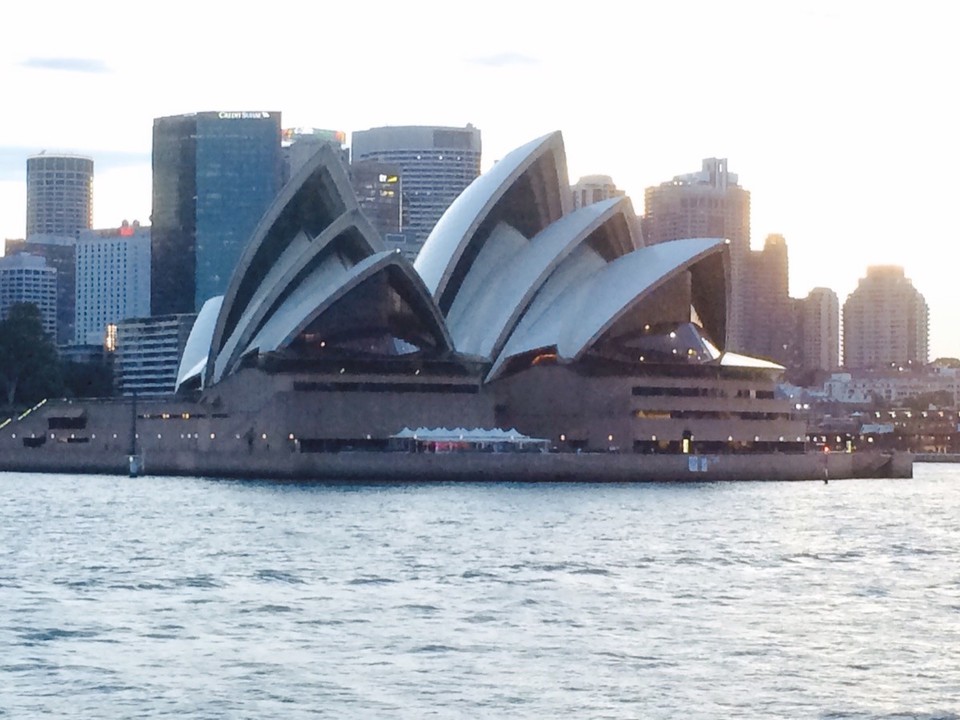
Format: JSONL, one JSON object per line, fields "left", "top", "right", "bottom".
{"left": 2, "top": 467, "right": 959, "bottom": 718}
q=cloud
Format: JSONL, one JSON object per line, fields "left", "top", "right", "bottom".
{"left": 21, "top": 57, "right": 110, "bottom": 74}
{"left": 467, "top": 52, "right": 539, "bottom": 68}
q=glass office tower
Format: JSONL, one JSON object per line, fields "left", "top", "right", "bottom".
{"left": 151, "top": 111, "right": 281, "bottom": 315}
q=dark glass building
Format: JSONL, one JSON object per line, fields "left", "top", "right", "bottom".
{"left": 350, "top": 160, "right": 401, "bottom": 234}
{"left": 151, "top": 111, "right": 282, "bottom": 315}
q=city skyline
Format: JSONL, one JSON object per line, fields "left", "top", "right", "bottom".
{"left": 1, "top": 0, "right": 957, "bottom": 357}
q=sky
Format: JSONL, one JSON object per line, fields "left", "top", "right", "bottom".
{"left": 1, "top": 0, "right": 958, "bottom": 357}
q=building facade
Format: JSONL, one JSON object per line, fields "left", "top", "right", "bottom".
{"left": 843, "top": 265, "right": 928, "bottom": 369}
{"left": 173, "top": 135, "right": 803, "bottom": 456}
{"left": 26, "top": 153, "right": 93, "bottom": 238}
{"left": 75, "top": 221, "right": 151, "bottom": 345}
{"left": 4, "top": 235, "right": 75, "bottom": 345}
{"left": 115, "top": 314, "right": 196, "bottom": 396}
{"left": 350, "top": 125, "right": 481, "bottom": 256}
{"left": 798, "top": 287, "right": 840, "bottom": 372}
{"left": 823, "top": 368, "right": 960, "bottom": 406}
{"left": 571, "top": 174, "right": 625, "bottom": 209}
{"left": 0, "top": 253, "right": 58, "bottom": 338}
{"left": 281, "top": 128, "right": 348, "bottom": 184}
{"left": 643, "top": 159, "right": 750, "bottom": 351}
{"left": 742, "top": 234, "right": 793, "bottom": 364}
{"left": 0, "top": 131, "right": 914, "bottom": 482}
{"left": 151, "top": 111, "right": 282, "bottom": 316}
{"left": 349, "top": 159, "right": 405, "bottom": 254}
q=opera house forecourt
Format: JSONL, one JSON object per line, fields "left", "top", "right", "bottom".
{"left": 0, "top": 133, "right": 910, "bottom": 480}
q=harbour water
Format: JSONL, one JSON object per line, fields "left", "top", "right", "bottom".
{"left": 2, "top": 466, "right": 959, "bottom": 718}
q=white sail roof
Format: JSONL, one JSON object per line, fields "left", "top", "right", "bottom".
{"left": 206, "top": 144, "right": 382, "bottom": 385}
{"left": 414, "top": 131, "right": 570, "bottom": 307}
{"left": 488, "top": 238, "right": 727, "bottom": 379}
{"left": 245, "top": 250, "right": 453, "bottom": 358}
{"left": 174, "top": 295, "right": 223, "bottom": 392}
{"left": 447, "top": 197, "right": 638, "bottom": 360}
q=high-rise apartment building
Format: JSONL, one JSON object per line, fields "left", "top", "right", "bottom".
{"left": 0, "top": 253, "right": 58, "bottom": 338}
{"left": 798, "top": 287, "right": 840, "bottom": 372}
{"left": 26, "top": 153, "right": 93, "bottom": 238}
{"left": 75, "top": 220, "right": 151, "bottom": 345}
{"left": 843, "top": 266, "right": 928, "bottom": 369}
{"left": 350, "top": 125, "right": 481, "bottom": 255}
{"left": 742, "top": 234, "right": 793, "bottom": 363}
{"left": 4, "top": 235, "right": 76, "bottom": 345}
{"left": 151, "top": 111, "right": 282, "bottom": 315}
{"left": 643, "top": 159, "right": 750, "bottom": 350}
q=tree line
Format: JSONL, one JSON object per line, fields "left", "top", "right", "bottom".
{"left": 0, "top": 303, "right": 113, "bottom": 409}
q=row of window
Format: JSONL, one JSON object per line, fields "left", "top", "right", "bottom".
{"left": 632, "top": 386, "right": 775, "bottom": 399}
{"left": 634, "top": 409, "right": 793, "bottom": 421}
{"left": 293, "top": 381, "right": 479, "bottom": 394}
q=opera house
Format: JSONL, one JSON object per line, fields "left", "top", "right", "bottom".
{"left": 170, "top": 131, "right": 806, "bottom": 456}
{"left": 2, "top": 131, "right": 914, "bottom": 479}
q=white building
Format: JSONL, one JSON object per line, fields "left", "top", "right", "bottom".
{"left": 823, "top": 368, "right": 960, "bottom": 406}
{"left": 75, "top": 221, "right": 151, "bottom": 345}
{"left": 0, "top": 253, "right": 58, "bottom": 338}
{"left": 115, "top": 314, "right": 195, "bottom": 396}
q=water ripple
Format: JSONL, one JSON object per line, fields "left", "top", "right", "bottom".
{"left": 2, "top": 466, "right": 960, "bottom": 717}
{"left": 254, "top": 568, "right": 304, "bottom": 584}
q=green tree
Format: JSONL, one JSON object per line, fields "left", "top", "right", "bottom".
{"left": 0, "top": 302, "right": 63, "bottom": 406}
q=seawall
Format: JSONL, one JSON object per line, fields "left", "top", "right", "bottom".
{"left": 0, "top": 447, "right": 912, "bottom": 482}
{"left": 914, "top": 453, "right": 960, "bottom": 464}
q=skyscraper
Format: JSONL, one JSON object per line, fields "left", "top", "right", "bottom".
{"left": 75, "top": 220, "right": 151, "bottom": 345}
{"left": 151, "top": 111, "right": 282, "bottom": 315}
{"left": 25, "top": 153, "right": 93, "bottom": 238}
{"left": 742, "top": 234, "right": 793, "bottom": 363}
{"left": 350, "top": 125, "right": 481, "bottom": 255}
{"left": 798, "top": 287, "right": 839, "bottom": 372}
{"left": 643, "top": 159, "right": 750, "bottom": 350}
{"left": 843, "top": 266, "right": 928, "bottom": 369}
